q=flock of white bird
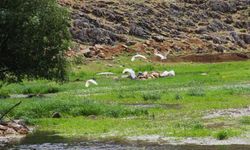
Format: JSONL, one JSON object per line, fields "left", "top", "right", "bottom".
{"left": 85, "top": 51, "right": 174, "bottom": 87}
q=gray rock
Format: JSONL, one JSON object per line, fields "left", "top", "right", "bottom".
{"left": 234, "top": 21, "right": 250, "bottom": 29}
{"left": 72, "top": 28, "right": 126, "bottom": 45}
{"left": 152, "top": 35, "right": 165, "bottom": 42}
{"left": 212, "top": 36, "right": 228, "bottom": 44}
{"left": 0, "top": 125, "right": 8, "bottom": 131}
{"left": 213, "top": 45, "right": 226, "bottom": 53}
{"left": 224, "top": 16, "right": 234, "bottom": 24}
{"left": 230, "top": 32, "right": 246, "bottom": 47}
{"left": 195, "top": 27, "right": 208, "bottom": 34}
{"left": 129, "top": 25, "right": 150, "bottom": 39}
{"left": 208, "top": 0, "right": 237, "bottom": 13}
{"left": 126, "top": 41, "right": 137, "bottom": 46}
{"left": 239, "top": 34, "right": 250, "bottom": 44}
{"left": 207, "top": 19, "right": 226, "bottom": 32}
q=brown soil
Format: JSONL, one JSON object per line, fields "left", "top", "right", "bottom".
{"left": 161, "top": 52, "right": 250, "bottom": 63}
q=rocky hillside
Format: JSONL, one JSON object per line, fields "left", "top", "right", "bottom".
{"left": 60, "top": 0, "right": 250, "bottom": 57}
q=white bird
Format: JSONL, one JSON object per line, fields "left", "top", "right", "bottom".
{"left": 122, "top": 68, "right": 136, "bottom": 79}
{"left": 96, "top": 72, "right": 115, "bottom": 76}
{"left": 154, "top": 50, "right": 171, "bottom": 60}
{"left": 131, "top": 54, "right": 147, "bottom": 62}
{"left": 154, "top": 53, "right": 167, "bottom": 60}
{"left": 160, "top": 70, "right": 175, "bottom": 77}
{"left": 85, "top": 79, "right": 98, "bottom": 87}
{"left": 168, "top": 70, "right": 175, "bottom": 76}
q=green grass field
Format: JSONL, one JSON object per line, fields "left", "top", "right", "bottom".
{"left": 1, "top": 57, "right": 250, "bottom": 141}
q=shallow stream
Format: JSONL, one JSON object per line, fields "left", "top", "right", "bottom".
{"left": 1, "top": 131, "right": 250, "bottom": 150}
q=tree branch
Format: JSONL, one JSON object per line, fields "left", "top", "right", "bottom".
{"left": 0, "top": 101, "right": 22, "bottom": 121}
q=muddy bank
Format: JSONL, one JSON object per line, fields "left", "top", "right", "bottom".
{"left": 126, "top": 135, "right": 250, "bottom": 146}
{"left": 2, "top": 131, "right": 250, "bottom": 150}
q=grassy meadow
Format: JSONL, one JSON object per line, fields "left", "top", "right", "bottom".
{"left": 1, "top": 56, "right": 250, "bottom": 141}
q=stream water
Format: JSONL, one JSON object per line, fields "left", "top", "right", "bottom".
{"left": 1, "top": 131, "right": 250, "bottom": 150}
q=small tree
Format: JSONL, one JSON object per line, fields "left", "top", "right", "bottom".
{"left": 0, "top": 0, "right": 70, "bottom": 81}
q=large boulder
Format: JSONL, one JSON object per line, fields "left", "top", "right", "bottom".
{"left": 152, "top": 35, "right": 165, "bottom": 42}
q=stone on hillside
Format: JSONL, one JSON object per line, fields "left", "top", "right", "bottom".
{"left": 7, "top": 122, "right": 23, "bottom": 131}
{"left": 207, "top": 19, "right": 229, "bottom": 32}
{"left": 208, "top": 0, "right": 237, "bottom": 13}
{"left": 195, "top": 27, "right": 208, "bottom": 34}
{"left": 213, "top": 45, "right": 226, "bottom": 53}
{"left": 4, "top": 128, "right": 16, "bottom": 135}
{"left": 17, "top": 128, "right": 29, "bottom": 135}
{"left": 230, "top": 32, "right": 246, "bottom": 47}
{"left": 224, "top": 16, "right": 234, "bottom": 24}
{"left": 0, "top": 125, "right": 8, "bottom": 131}
{"left": 239, "top": 34, "right": 250, "bottom": 44}
{"left": 152, "top": 35, "right": 165, "bottom": 42}
{"left": 129, "top": 25, "right": 150, "bottom": 39}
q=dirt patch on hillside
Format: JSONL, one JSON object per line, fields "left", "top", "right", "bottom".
{"left": 162, "top": 52, "right": 250, "bottom": 63}
{"left": 66, "top": 42, "right": 250, "bottom": 62}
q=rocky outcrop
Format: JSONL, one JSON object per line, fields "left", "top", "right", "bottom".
{"left": 60, "top": 0, "right": 250, "bottom": 55}
{"left": 0, "top": 120, "right": 29, "bottom": 136}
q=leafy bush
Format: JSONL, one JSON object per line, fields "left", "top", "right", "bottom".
{"left": 0, "top": 0, "right": 70, "bottom": 81}
{"left": 175, "top": 94, "right": 183, "bottom": 100}
{"left": 22, "top": 85, "right": 59, "bottom": 94}
{"left": 215, "top": 130, "right": 229, "bottom": 140}
{"left": 0, "top": 90, "right": 10, "bottom": 99}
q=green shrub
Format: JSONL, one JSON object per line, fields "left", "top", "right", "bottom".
{"left": 142, "top": 92, "right": 161, "bottom": 101}
{"left": 22, "top": 85, "right": 59, "bottom": 94}
{"left": 0, "top": 90, "right": 10, "bottom": 99}
{"left": 175, "top": 121, "right": 204, "bottom": 130}
{"left": 175, "top": 94, "right": 183, "bottom": 100}
{"left": 240, "top": 117, "right": 250, "bottom": 125}
{"left": 71, "top": 54, "right": 85, "bottom": 65}
{"left": 215, "top": 130, "right": 229, "bottom": 140}
{"left": 192, "top": 122, "right": 204, "bottom": 130}
{"left": 227, "top": 87, "right": 250, "bottom": 95}
{"left": 187, "top": 87, "right": 206, "bottom": 97}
